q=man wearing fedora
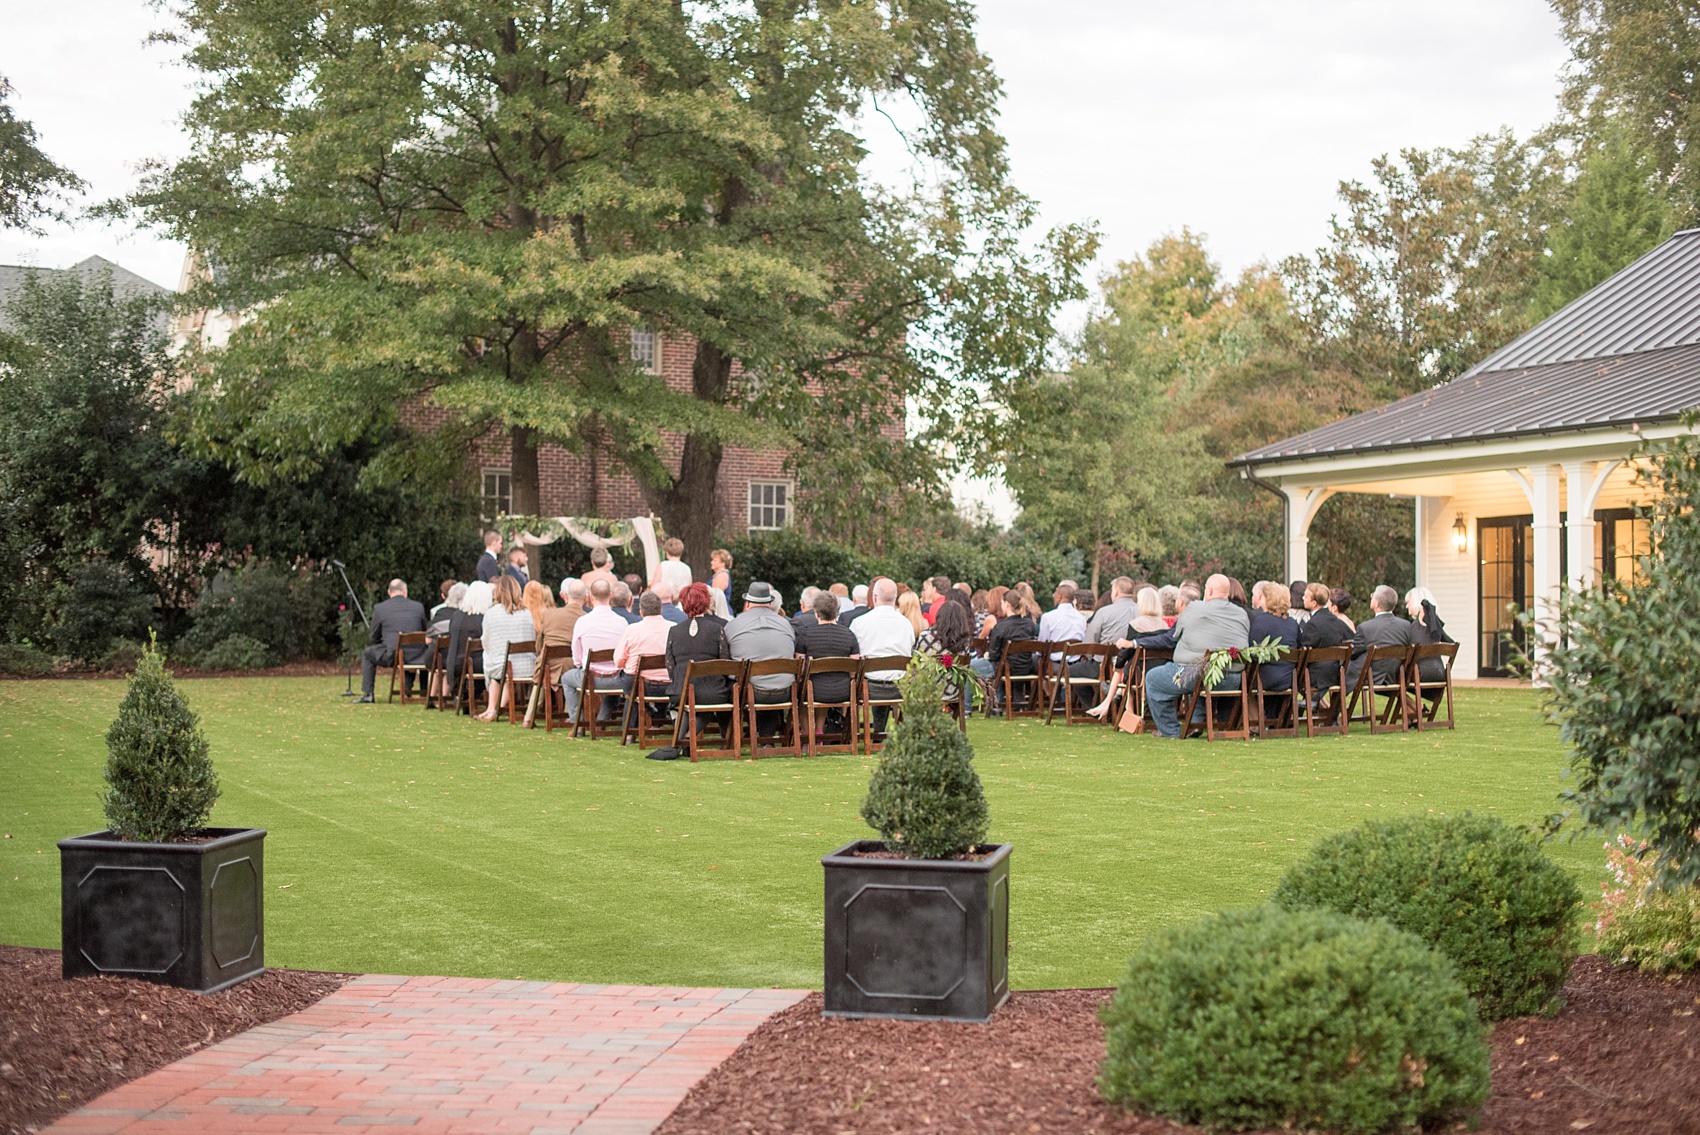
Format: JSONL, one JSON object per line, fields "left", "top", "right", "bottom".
{"left": 726, "top": 581, "right": 796, "bottom": 737}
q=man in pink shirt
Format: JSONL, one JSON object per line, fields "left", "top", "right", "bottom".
{"left": 565, "top": 578, "right": 629, "bottom": 723}
{"left": 614, "top": 590, "right": 674, "bottom": 728}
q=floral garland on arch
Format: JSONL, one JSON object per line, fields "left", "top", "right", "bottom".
{"left": 1189, "top": 636, "right": 1290, "bottom": 692}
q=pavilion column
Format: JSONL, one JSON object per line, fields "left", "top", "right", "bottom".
{"left": 1529, "top": 464, "right": 1564, "bottom": 666}
{"left": 1562, "top": 461, "right": 1599, "bottom": 593}
{"left": 1281, "top": 486, "right": 1334, "bottom": 584}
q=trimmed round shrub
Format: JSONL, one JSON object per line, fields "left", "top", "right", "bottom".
{"left": 192, "top": 633, "right": 274, "bottom": 672}
{"left": 1099, "top": 906, "right": 1489, "bottom": 1133}
{"left": 859, "top": 659, "right": 988, "bottom": 859}
{"left": 1273, "top": 813, "right": 1582, "bottom": 1019}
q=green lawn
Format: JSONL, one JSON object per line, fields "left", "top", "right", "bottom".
{"left": 0, "top": 679, "right": 1602, "bottom": 990}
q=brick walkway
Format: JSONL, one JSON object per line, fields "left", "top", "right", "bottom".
{"left": 48, "top": 975, "right": 808, "bottom": 1135}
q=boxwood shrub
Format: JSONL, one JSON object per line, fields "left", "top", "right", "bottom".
{"left": 1273, "top": 813, "right": 1582, "bottom": 1019}
{"left": 1099, "top": 906, "right": 1489, "bottom": 1133}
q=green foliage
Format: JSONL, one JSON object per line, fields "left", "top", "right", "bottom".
{"left": 860, "top": 659, "right": 989, "bottom": 860}
{"left": 176, "top": 562, "right": 338, "bottom": 668}
{"left": 190, "top": 634, "right": 273, "bottom": 673}
{"left": 46, "top": 562, "right": 154, "bottom": 666}
{"left": 1273, "top": 813, "right": 1582, "bottom": 1019}
{"left": 0, "top": 642, "right": 52, "bottom": 676}
{"left": 1539, "top": 431, "right": 1700, "bottom": 889}
{"left": 1596, "top": 835, "right": 1700, "bottom": 973}
{"left": 1531, "top": 128, "right": 1675, "bottom": 320}
{"left": 99, "top": 639, "right": 146, "bottom": 674}
{"left": 0, "top": 75, "right": 84, "bottom": 231}
{"left": 102, "top": 638, "right": 220, "bottom": 842}
{"left": 724, "top": 527, "right": 1079, "bottom": 602}
{"left": 1099, "top": 905, "right": 1489, "bottom": 1133}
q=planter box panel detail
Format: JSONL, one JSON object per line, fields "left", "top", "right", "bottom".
{"left": 822, "top": 840, "right": 1010, "bottom": 1023}
{"left": 60, "top": 827, "right": 266, "bottom": 993}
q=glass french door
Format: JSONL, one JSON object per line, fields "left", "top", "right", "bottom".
{"left": 1478, "top": 516, "right": 1531, "bottom": 677}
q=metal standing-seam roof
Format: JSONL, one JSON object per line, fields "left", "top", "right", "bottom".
{"left": 1231, "top": 228, "right": 1700, "bottom": 468}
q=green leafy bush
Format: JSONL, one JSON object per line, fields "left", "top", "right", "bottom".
{"left": 192, "top": 633, "right": 273, "bottom": 672}
{"left": 1099, "top": 906, "right": 1489, "bottom": 1133}
{"left": 99, "top": 638, "right": 146, "bottom": 674}
{"left": 103, "top": 637, "right": 220, "bottom": 842}
{"left": 179, "top": 561, "right": 335, "bottom": 666}
{"left": 47, "top": 562, "right": 153, "bottom": 665}
{"left": 859, "top": 658, "right": 988, "bottom": 860}
{"left": 1273, "top": 813, "right": 1581, "bottom": 1019}
{"left": 0, "top": 642, "right": 53, "bottom": 676}
{"left": 1596, "top": 834, "right": 1700, "bottom": 973}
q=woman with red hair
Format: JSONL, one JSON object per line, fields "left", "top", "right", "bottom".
{"left": 663, "top": 582, "right": 730, "bottom": 755}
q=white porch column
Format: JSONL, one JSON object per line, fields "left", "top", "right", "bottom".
{"left": 1413, "top": 495, "right": 1450, "bottom": 593}
{"left": 1562, "top": 461, "right": 1598, "bottom": 593}
{"left": 1281, "top": 486, "right": 1335, "bottom": 583}
{"left": 1529, "top": 464, "right": 1563, "bottom": 659}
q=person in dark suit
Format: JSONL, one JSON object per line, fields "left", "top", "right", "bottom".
{"left": 836, "top": 583, "right": 869, "bottom": 626}
{"left": 475, "top": 531, "right": 503, "bottom": 583}
{"left": 1297, "top": 581, "right": 1352, "bottom": 698}
{"left": 505, "top": 546, "right": 531, "bottom": 588}
{"left": 796, "top": 590, "right": 860, "bottom": 723}
{"left": 1344, "top": 585, "right": 1413, "bottom": 691}
{"left": 1248, "top": 582, "right": 1301, "bottom": 692}
{"left": 356, "top": 579, "right": 428, "bottom": 702}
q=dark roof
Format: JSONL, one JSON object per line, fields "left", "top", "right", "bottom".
{"left": 1231, "top": 228, "right": 1700, "bottom": 469}
{"left": 0, "top": 256, "right": 173, "bottom": 334}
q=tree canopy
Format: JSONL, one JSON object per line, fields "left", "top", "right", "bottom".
{"left": 0, "top": 75, "right": 83, "bottom": 232}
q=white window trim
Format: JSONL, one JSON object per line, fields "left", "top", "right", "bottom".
{"left": 481, "top": 467, "right": 513, "bottom": 520}
{"left": 631, "top": 327, "right": 662, "bottom": 376}
{"left": 747, "top": 479, "right": 793, "bottom": 532}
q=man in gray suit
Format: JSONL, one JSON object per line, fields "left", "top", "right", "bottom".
{"left": 356, "top": 579, "right": 428, "bottom": 702}
{"left": 727, "top": 582, "right": 797, "bottom": 735}
{"left": 1138, "top": 574, "right": 1249, "bottom": 738}
{"left": 1345, "top": 585, "right": 1413, "bottom": 690}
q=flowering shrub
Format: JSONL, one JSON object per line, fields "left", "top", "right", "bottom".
{"left": 1595, "top": 834, "right": 1700, "bottom": 973}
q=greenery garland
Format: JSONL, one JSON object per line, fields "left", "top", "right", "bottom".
{"left": 1195, "top": 635, "right": 1289, "bottom": 691}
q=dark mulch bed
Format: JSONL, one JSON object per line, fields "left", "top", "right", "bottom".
{"left": 0, "top": 945, "right": 351, "bottom": 1135}
{"left": 657, "top": 955, "right": 1700, "bottom": 1135}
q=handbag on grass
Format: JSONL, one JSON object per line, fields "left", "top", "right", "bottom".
{"left": 1117, "top": 703, "right": 1145, "bottom": 734}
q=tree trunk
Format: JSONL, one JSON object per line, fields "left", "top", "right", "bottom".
{"left": 1090, "top": 544, "right": 1102, "bottom": 596}
{"left": 510, "top": 424, "right": 540, "bottom": 515}
{"left": 637, "top": 340, "right": 733, "bottom": 579}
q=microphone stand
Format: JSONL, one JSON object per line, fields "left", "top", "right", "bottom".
{"left": 333, "top": 560, "right": 369, "bottom": 698}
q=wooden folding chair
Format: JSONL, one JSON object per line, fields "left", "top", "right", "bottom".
{"left": 1178, "top": 664, "right": 1251, "bottom": 741}
{"left": 1409, "top": 643, "right": 1458, "bottom": 731}
{"left": 388, "top": 632, "right": 431, "bottom": 704}
{"left": 1116, "top": 646, "right": 1172, "bottom": 730}
{"left": 1297, "top": 644, "right": 1350, "bottom": 737}
{"left": 503, "top": 640, "right": 537, "bottom": 725}
{"left": 573, "top": 648, "right": 619, "bottom": 739}
{"left": 1046, "top": 643, "right": 1114, "bottom": 726}
{"left": 1251, "top": 648, "right": 1304, "bottom": 738}
{"left": 620, "top": 654, "right": 675, "bottom": 748}
{"left": 534, "top": 644, "right": 572, "bottom": 732}
{"left": 996, "top": 640, "right": 1045, "bottom": 719}
{"left": 680, "top": 659, "right": 746, "bottom": 761}
{"left": 858, "top": 656, "right": 911, "bottom": 753}
{"left": 423, "top": 634, "right": 451, "bottom": 709}
{"left": 456, "top": 637, "right": 486, "bottom": 715}
{"left": 1347, "top": 644, "right": 1414, "bottom": 734}
{"left": 743, "top": 658, "right": 802, "bottom": 758}
{"left": 803, "top": 657, "right": 860, "bottom": 756}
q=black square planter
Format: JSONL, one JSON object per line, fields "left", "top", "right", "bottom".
{"left": 59, "top": 827, "right": 266, "bottom": 993}
{"left": 822, "top": 839, "right": 1010, "bottom": 1022}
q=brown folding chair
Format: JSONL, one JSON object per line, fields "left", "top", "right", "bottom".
{"left": 422, "top": 634, "right": 451, "bottom": 709}
{"left": 388, "top": 632, "right": 431, "bottom": 704}
{"left": 1178, "top": 662, "right": 1251, "bottom": 741}
{"left": 573, "top": 648, "right": 620, "bottom": 739}
{"left": 743, "top": 658, "right": 802, "bottom": 758}
{"left": 681, "top": 659, "right": 746, "bottom": 761}
{"left": 1117, "top": 646, "right": 1172, "bottom": 730}
{"left": 1410, "top": 642, "right": 1458, "bottom": 731}
{"left": 858, "top": 656, "right": 911, "bottom": 753}
{"left": 620, "top": 655, "right": 675, "bottom": 748}
{"left": 803, "top": 657, "right": 860, "bottom": 756}
{"left": 456, "top": 637, "right": 485, "bottom": 715}
{"left": 503, "top": 640, "right": 537, "bottom": 725}
{"left": 535, "top": 644, "right": 572, "bottom": 732}
{"left": 1297, "top": 644, "right": 1350, "bottom": 737}
{"left": 1046, "top": 643, "right": 1114, "bottom": 726}
{"left": 1251, "top": 648, "right": 1304, "bottom": 738}
{"left": 996, "top": 640, "right": 1045, "bottom": 719}
{"left": 1347, "top": 644, "right": 1414, "bottom": 734}
{"left": 970, "top": 636, "right": 989, "bottom": 659}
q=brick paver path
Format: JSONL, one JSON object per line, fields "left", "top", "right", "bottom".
{"left": 48, "top": 975, "right": 808, "bottom": 1135}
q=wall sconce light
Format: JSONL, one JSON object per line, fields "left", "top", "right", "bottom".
{"left": 1453, "top": 514, "right": 1469, "bottom": 554}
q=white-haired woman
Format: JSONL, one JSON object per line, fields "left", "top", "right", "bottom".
{"left": 445, "top": 580, "right": 493, "bottom": 711}
{"left": 1405, "top": 586, "right": 1453, "bottom": 683}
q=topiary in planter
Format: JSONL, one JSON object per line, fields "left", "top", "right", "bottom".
{"left": 1273, "top": 813, "right": 1582, "bottom": 1019}
{"left": 859, "top": 656, "right": 987, "bottom": 860}
{"left": 1099, "top": 905, "right": 1490, "bottom": 1134}
{"left": 102, "top": 635, "right": 220, "bottom": 843}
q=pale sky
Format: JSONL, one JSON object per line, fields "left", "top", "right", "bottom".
{"left": 0, "top": 0, "right": 1571, "bottom": 521}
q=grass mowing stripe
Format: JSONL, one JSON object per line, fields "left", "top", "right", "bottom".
{"left": 0, "top": 678, "right": 1600, "bottom": 989}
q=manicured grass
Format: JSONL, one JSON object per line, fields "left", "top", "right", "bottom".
{"left": 0, "top": 679, "right": 1601, "bottom": 990}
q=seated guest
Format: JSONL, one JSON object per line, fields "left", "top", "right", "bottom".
{"left": 1158, "top": 585, "right": 1180, "bottom": 625}
{"left": 430, "top": 579, "right": 459, "bottom": 621}
{"left": 1086, "top": 586, "right": 1171, "bottom": 720}
{"left": 1329, "top": 587, "right": 1357, "bottom": 632}
{"left": 1227, "top": 578, "right": 1249, "bottom": 610}
{"left": 564, "top": 578, "right": 630, "bottom": 724}
{"left": 920, "top": 576, "right": 951, "bottom": 625}
{"left": 666, "top": 583, "right": 731, "bottom": 749}
{"left": 357, "top": 578, "right": 428, "bottom": 703}
{"left": 1249, "top": 581, "right": 1300, "bottom": 692}
{"left": 1297, "top": 581, "right": 1353, "bottom": 698}
{"left": 428, "top": 582, "right": 465, "bottom": 637}
{"left": 792, "top": 586, "right": 823, "bottom": 633}
{"left": 444, "top": 580, "right": 492, "bottom": 706}
{"left": 852, "top": 579, "right": 915, "bottom": 733}
{"left": 836, "top": 583, "right": 870, "bottom": 626}
{"left": 522, "top": 580, "right": 554, "bottom": 636}
{"left": 1038, "top": 582, "right": 1087, "bottom": 666}
{"left": 653, "top": 582, "right": 687, "bottom": 624}
{"left": 581, "top": 547, "right": 618, "bottom": 592}
{"left": 475, "top": 530, "right": 503, "bottom": 583}
{"left": 970, "top": 589, "right": 991, "bottom": 635}
{"left": 1405, "top": 586, "right": 1453, "bottom": 683}
{"left": 944, "top": 587, "right": 973, "bottom": 618}
{"left": 709, "top": 586, "right": 733, "bottom": 621}
{"left": 1075, "top": 589, "right": 1097, "bottom": 618}
{"left": 897, "top": 590, "right": 927, "bottom": 636}
{"left": 428, "top": 582, "right": 468, "bottom": 700}
{"left": 1086, "top": 577, "right": 1138, "bottom": 645}
{"left": 970, "top": 590, "right": 1040, "bottom": 712}
{"left": 611, "top": 580, "right": 640, "bottom": 624}
{"left": 796, "top": 588, "right": 860, "bottom": 734}
{"left": 621, "top": 574, "right": 644, "bottom": 606}
{"left": 916, "top": 599, "right": 973, "bottom": 710}
{"left": 1345, "top": 585, "right": 1413, "bottom": 691}
{"left": 1139, "top": 574, "right": 1250, "bottom": 738}
{"left": 1289, "top": 581, "right": 1311, "bottom": 623}
{"left": 475, "top": 574, "right": 537, "bottom": 722}
{"left": 728, "top": 582, "right": 798, "bottom": 735}
{"left": 539, "top": 579, "right": 587, "bottom": 689}
{"left": 980, "top": 586, "right": 1007, "bottom": 638}
{"left": 613, "top": 590, "right": 674, "bottom": 724}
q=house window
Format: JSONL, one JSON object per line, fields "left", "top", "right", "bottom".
{"left": 1594, "top": 507, "right": 1650, "bottom": 586}
{"left": 747, "top": 480, "right": 791, "bottom": 531}
{"left": 482, "top": 468, "right": 512, "bottom": 520}
{"left": 631, "top": 327, "right": 661, "bottom": 375}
